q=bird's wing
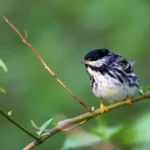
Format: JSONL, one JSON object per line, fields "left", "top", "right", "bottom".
{"left": 129, "top": 60, "right": 136, "bottom": 67}
{"left": 117, "top": 58, "right": 135, "bottom": 73}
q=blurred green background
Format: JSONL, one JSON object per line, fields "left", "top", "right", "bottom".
{"left": 0, "top": 0, "right": 150, "bottom": 149}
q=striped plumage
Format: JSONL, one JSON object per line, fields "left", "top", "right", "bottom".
{"left": 81, "top": 49, "right": 139, "bottom": 109}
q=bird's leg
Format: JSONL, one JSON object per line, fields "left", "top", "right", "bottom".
{"left": 125, "top": 95, "right": 132, "bottom": 104}
{"left": 100, "top": 98, "right": 108, "bottom": 114}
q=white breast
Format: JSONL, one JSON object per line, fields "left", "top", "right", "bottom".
{"left": 87, "top": 67, "right": 138, "bottom": 103}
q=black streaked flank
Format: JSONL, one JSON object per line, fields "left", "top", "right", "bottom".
{"left": 114, "top": 68, "right": 128, "bottom": 83}
{"left": 107, "top": 71, "right": 116, "bottom": 79}
{"left": 114, "top": 68, "right": 126, "bottom": 78}
{"left": 114, "top": 68, "right": 138, "bottom": 87}
{"left": 129, "top": 82, "right": 139, "bottom": 88}
{"left": 115, "top": 74, "right": 124, "bottom": 84}
{"left": 128, "top": 75, "right": 137, "bottom": 82}
{"left": 90, "top": 76, "right": 95, "bottom": 88}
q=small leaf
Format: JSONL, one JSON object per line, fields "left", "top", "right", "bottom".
{"left": 139, "top": 86, "right": 144, "bottom": 95}
{"left": 0, "top": 87, "right": 6, "bottom": 94}
{"left": 36, "top": 118, "right": 53, "bottom": 136}
{"left": 8, "top": 111, "right": 12, "bottom": 116}
{"left": 139, "top": 86, "right": 150, "bottom": 95}
{"left": 0, "top": 59, "right": 8, "bottom": 72}
{"left": 91, "top": 106, "right": 95, "bottom": 111}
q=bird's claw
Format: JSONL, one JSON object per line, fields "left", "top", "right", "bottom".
{"left": 126, "top": 96, "right": 132, "bottom": 104}
{"left": 100, "top": 103, "right": 108, "bottom": 114}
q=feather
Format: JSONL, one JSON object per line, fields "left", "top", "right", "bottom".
{"left": 129, "top": 60, "right": 136, "bottom": 67}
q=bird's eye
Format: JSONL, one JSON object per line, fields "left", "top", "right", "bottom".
{"left": 93, "top": 55, "right": 99, "bottom": 61}
{"left": 88, "top": 58, "right": 91, "bottom": 61}
{"left": 94, "top": 56, "right": 97, "bottom": 60}
{"left": 87, "top": 55, "right": 99, "bottom": 61}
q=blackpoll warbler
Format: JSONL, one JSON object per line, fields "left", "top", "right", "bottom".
{"left": 81, "top": 49, "right": 139, "bottom": 113}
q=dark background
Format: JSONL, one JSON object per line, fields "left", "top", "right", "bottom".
{"left": 0, "top": 0, "right": 150, "bottom": 149}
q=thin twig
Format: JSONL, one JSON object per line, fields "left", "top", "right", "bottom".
{"left": 3, "top": 16, "right": 91, "bottom": 113}
{"left": 23, "top": 93, "right": 150, "bottom": 150}
{"left": 0, "top": 109, "right": 39, "bottom": 140}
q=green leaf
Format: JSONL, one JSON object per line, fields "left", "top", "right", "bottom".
{"left": 36, "top": 118, "right": 53, "bottom": 136}
{"left": 139, "top": 86, "right": 150, "bottom": 95}
{"left": 0, "top": 59, "right": 8, "bottom": 72}
{"left": 91, "top": 106, "right": 95, "bottom": 111}
{"left": 0, "top": 87, "right": 6, "bottom": 94}
{"left": 8, "top": 111, "right": 12, "bottom": 116}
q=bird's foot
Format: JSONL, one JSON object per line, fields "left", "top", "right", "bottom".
{"left": 125, "top": 96, "right": 132, "bottom": 104}
{"left": 100, "top": 103, "right": 108, "bottom": 114}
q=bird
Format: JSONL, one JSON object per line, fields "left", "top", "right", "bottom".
{"left": 80, "top": 49, "right": 139, "bottom": 113}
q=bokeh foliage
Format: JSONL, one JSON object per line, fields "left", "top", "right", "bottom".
{"left": 0, "top": 0, "right": 150, "bottom": 149}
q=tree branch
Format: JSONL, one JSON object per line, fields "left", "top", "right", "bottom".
{"left": 23, "top": 93, "right": 150, "bottom": 150}
{"left": 3, "top": 16, "right": 91, "bottom": 113}
{"left": 0, "top": 108, "right": 39, "bottom": 140}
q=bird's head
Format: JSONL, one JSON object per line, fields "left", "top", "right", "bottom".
{"left": 80, "top": 49, "right": 111, "bottom": 67}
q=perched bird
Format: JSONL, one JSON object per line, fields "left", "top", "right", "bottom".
{"left": 80, "top": 49, "right": 139, "bottom": 113}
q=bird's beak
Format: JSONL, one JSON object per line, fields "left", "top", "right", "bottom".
{"left": 79, "top": 59, "right": 89, "bottom": 64}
